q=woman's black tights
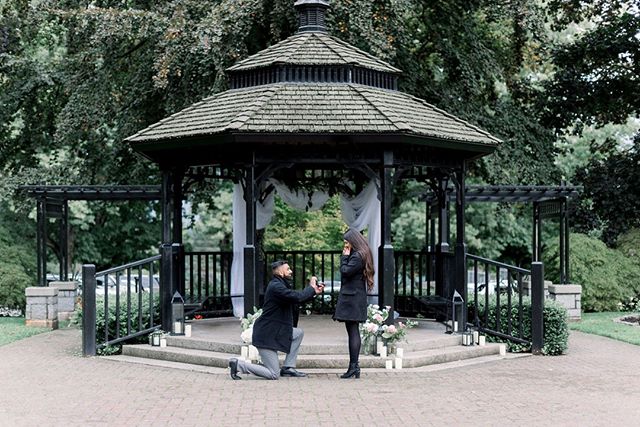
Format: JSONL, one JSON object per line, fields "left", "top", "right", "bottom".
{"left": 345, "top": 321, "right": 361, "bottom": 364}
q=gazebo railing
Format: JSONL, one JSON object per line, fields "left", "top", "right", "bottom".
{"left": 82, "top": 255, "right": 161, "bottom": 356}
{"left": 467, "top": 254, "right": 544, "bottom": 352}
{"left": 183, "top": 251, "right": 234, "bottom": 313}
{"left": 182, "top": 249, "right": 437, "bottom": 315}
{"left": 82, "top": 249, "right": 544, "bottom": 356}
{"left": 394, "top": 250, "right": 436, "bottom": 314}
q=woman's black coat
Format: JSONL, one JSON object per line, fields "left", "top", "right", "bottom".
{"left": 333, "top": 251, "right": 368, "bottom": 322}
{"left": 252, "top": 275, "right": 316, "bottom": 353}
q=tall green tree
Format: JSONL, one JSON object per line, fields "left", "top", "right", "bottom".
{"left": 542, "top": 0, "right": 640, "bottom": 245}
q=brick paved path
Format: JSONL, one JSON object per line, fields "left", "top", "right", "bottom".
{"left": 1, "top": 327, "right": 639, "bottom": 426}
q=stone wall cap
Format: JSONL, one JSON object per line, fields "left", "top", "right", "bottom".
{"left": 549, "top": 284, "right": 582, "bottom": 294}
{"left": 49, "top": 281, "right": 79, "bottom": 291}
{"left": 26, "top": 287, "right": 58, "bottom": 297}
{"left": 523, "top": 281, "right": 550, "bottom": 289}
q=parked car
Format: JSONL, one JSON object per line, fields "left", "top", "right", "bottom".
{"left": 93, "top": 274, "right": 159, "bottom": 296}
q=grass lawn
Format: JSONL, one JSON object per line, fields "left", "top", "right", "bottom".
{"left": 0, "top": 317, "right": 50, "bottom": 347}
{"left": 570, "top": 312, "right": 640, "bottom": 346}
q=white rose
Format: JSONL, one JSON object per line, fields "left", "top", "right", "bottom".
{"left": 241, "top": 326, "right": 253, "bottom": 344}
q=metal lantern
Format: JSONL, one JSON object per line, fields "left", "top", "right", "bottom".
{"left": 149, "top": 330, "right": 163, "bottom": 346}
{"left": 171, "top": 291, "right": 185, "bottom": 336}
{"left": 461, "top": 331, "right": 474, "bottom": 346}
{"left": 447, "top": 290, "right": 465, "bottom": 334}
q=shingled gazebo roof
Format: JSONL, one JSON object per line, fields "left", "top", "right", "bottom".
{"left": 127, "top": 0, "right": 501, "bottom": 163}
{"left": 227, "top": 32, "right": 402, "bottom": 73}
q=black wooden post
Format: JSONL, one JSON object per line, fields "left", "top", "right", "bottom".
{"left": 425, "top": 199, "right": 430, "bottom": 252}
{"left": 161, "top": 169, "right": 173, "bottom": 245}
{"left": 62, "top": 200, "right": 69, "bottom": 280}
{"left": 435, "top": 173, "right": 451, "bottom": 300}
{"left": 82, "top": 264, "right": 96, "bottom": 356}
{"left": 36, "top": 198, "right": 44, "bottom": 286}
{"left": 454, "top": 165, "right": 467, "bottom": 330}
{"left": 532, "top": 202, "right": 541, "bottom": 262}
{"left": 379, "top": 151, "right": 395, "bottom": 325}
{"left": 244, "top": 160, "right": 259, "bottom": 315}
{"left": 160, "top": 243, "right": 174, "bottom": 331}
{"left": 531, "top": 261, "right": 545, "bottom": 354}
{"left": 160, "top": 169, "right": 175, "bottom": 331}
{"left": 172, "top": 168, "right": 185, "bottom": 296}
{"left": 564, "top": 198, "right": 571, "bottom": 283}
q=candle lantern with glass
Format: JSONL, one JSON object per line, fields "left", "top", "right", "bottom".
{"left": 171, "top": 291, "right": 185, "bottom": 336}
{"left": 446, "top": 290, "right": 465, "bottom": 334}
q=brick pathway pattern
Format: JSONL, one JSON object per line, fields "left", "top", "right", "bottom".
{"left": 1, "top": 328, "right": 639, "bottom": 426}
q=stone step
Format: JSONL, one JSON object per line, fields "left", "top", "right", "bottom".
{"left": 165, "top": 334, "right": 462, "bottom": 355}
{"left": 105, "top": 351, "right": 521, "bottom": 375}
{"left": 121, "top": 342, "right": 503, "bottom": 369}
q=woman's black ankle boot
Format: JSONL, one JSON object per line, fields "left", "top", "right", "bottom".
{"left": 340, "top": 362, "right": 361, "bottom": 379}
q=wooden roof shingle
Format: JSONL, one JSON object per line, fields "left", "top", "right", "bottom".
{"left": 226, "top": 32, "right": 402, "bottom": 74}
{"left": 126, "top": 84, "right": 501, "bottom": 146}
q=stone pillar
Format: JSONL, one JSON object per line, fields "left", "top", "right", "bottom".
{"left": 49, "top": 281, "right": 78, "bottom": 321}
{"left": 548, "top": 284, "right": 582, "bottom": 321}
{"left": 25, "top": 287, "right": 59, "bottom": 329}
{"left": 523, "top": 280, "right": 551, "bottom": 299}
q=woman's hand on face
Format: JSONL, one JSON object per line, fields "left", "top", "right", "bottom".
{"left": 342, "top": 242, "right": 351, "bottom": 256}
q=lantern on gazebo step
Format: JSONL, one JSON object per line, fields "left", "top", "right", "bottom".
{"left": 171, "top": 291, "right": 185, "bottom": 336}
{"left": 447, "top": 290, "right": 465, "bottom": 334}
{"left": 461, "top": 331, "right": 475, "bottom": 346}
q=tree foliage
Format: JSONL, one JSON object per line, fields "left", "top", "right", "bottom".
{"left": 545, "top": 233, "right": 640, "bottom": 312}
{"left": 0, "top": 0, "right": 634, "bottom": 269}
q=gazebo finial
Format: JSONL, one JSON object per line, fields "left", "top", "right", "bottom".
{"left": 294, "top": 0, "right": 330, "bottom": 33}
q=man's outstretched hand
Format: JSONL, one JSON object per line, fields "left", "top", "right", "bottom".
{"left": 310, "top": 276, "right": 325, "bottom": 295}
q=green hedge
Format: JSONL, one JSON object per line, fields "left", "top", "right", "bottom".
{"left": 73, "top": 293, "right": 161, "bottom": 355}
{"left": 468, "top": 297, "right": 569, "bottom": 355}
{"left": 545, "top": 233, "right": 640, "bottom": 312}
{"left": 0, "top": 221, "right": 36, "bottom": 312}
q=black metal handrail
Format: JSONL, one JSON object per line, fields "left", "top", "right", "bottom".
{"left": 83, "top": 249, "right": 544, "bottom": 356}
{"left": 82, "top": 255, "right": 161, "bottom": 356}
{"left": 467, "top": 254, "right": 544, "bottom": 352}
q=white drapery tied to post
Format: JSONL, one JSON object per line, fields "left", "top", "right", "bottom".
{"left": 231, "top": 179, "right": 381, "bottom": 317}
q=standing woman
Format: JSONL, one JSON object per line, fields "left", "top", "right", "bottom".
{"left": 333, "top": 229, "right": 375, "bottom": 379}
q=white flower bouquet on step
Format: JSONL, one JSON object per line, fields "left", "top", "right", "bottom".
{"left": 240, "top": 307, "right": 262, "bottom": 344}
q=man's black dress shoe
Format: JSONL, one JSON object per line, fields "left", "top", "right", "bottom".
{"left": 280, "top": 367, "right": 307, "bottom": 377}
{"left": 229, "top": 358, "right": 242, "bottom": 380}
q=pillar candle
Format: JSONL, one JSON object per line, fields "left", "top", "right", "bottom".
{"left": 499, "top": 344, "right": 506, "bottom": 356}
{"left": 184, "top": 324, "right": 192, "bottom": 337}
{"left": 379, "top": 346, "right": 387, "bottom": 358}
{"left": 395, "top": 357, "right": 403, "bottom": 369}
{"left": 473, "top": 331, "right": 479, "bottom": 345}
{"left": 174, "top": 322, "right": 182, "bottom": 334}
{"left": 385, "top": 360, "right": 393, "bottom": 369}
{"left": 453, "top": 321, "right": 458, "bottom": 332}
{"left": 249, "top": 345, "right": 259, "bottom": 360}
{"left": 376, "top": 341, "right": 384, "bottom": 355}
{"left": 479, "top": 335, "right": 486, "bottom": 346}
{"left": 241, "top": 346, "right": 249, "bottom": 359}
{"left": 160, "top": 338, "right": 167, "bottom": 348}
{"left": 396, "top": 348, "right": 404, "bottom": 358}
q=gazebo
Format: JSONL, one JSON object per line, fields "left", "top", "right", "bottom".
{"left": 124, "top": 0, "right": 501, "bottom": 330}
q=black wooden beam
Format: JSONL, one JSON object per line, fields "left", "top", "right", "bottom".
{"left": 21, "top": 185, "right": 162, "bottom": 201}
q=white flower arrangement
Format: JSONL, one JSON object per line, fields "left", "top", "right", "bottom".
{"left": 240, "top": 307, "right": 262, "bottom": 344}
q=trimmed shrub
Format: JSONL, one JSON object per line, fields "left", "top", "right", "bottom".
{"left": 545, "top": 233, "right": 640, "bottom": 312}
{"left": 0, "top": 221, "right": 36, "bottom": 313}
{"left": 73, "top": 292, "right": 161, "bottom": 355}
{"left": 468, "top": 297, "right": 569, "bottom": 355}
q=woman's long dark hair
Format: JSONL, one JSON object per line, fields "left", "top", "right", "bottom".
{"left": 343, "top": 229, "right": 375, "bottom": 292}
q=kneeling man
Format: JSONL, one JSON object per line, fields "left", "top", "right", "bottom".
{"left": 229, "top": 260, "right": 323, "bottom": 380}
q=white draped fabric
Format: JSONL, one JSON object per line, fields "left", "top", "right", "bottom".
{"left": 340, "top": 180, "right": 381, "bottom": 303}
{"left": 231, "top": 179, "right": 380, "bottom": 317}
